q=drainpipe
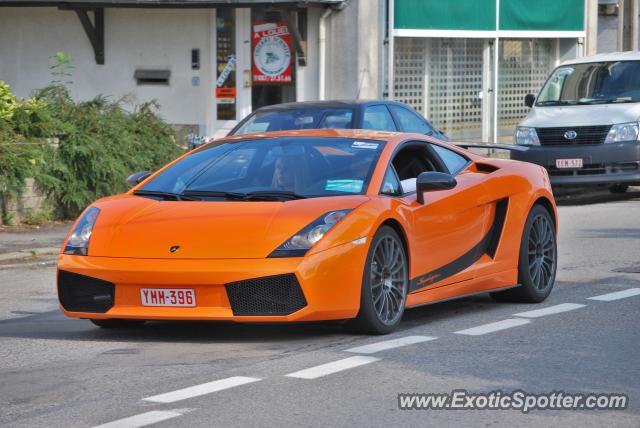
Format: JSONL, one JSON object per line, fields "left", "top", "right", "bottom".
{"left": 319, "top": 7, "right": 333, "bottom": 100}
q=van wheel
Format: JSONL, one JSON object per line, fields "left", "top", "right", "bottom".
{"left": 609, "top": 185, "right": 629, "bottom": 194}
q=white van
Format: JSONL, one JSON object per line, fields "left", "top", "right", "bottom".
{"left": 511, "top": 51, "right": 640, "bottom": 193}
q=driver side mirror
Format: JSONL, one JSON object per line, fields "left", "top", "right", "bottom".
{"left": 126, "top": 170, "right": 152, "bottom": 188}
{"left": 524, "top": 94, "right": 535, "bottom": 108}
{"left": 416, "top": 171, "right": 457, "bottom": 204}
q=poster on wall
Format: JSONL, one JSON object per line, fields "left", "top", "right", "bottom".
{"left": 252, "top": 22, "right": 293, "bottom": 84}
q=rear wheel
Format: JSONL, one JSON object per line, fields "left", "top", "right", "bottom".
{"left": 491, "top": 204, "right": 557, "bottom": 303}
{"left": 609, "top": 184, "right": 629, "bottom": 194}
{"left": 90, "top": 319, "right": 145, "bottom": 329}
{"left": 348, "top": 226, "right": 408, "bottom": 334}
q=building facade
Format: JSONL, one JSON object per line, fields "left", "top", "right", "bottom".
{"left": 0, "top": 0, "right": 385, "bottom": 138}
{"left": 1, "top": 0, "right": 637, "bottom": 142}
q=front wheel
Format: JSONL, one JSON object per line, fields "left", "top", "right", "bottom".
{"left": 491, "top": 204, "right": 557, "bottom": 303}
{"left": 348, "top": 226, "right": 408, "bottom": 334}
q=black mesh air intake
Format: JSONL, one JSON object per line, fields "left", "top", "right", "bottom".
{"left": 225, "top": 274, "right": 307, "bottom": 316}
{"left": 58, "top": 270, "right": 115, "bottom": 313}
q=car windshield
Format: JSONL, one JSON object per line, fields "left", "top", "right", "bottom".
{"left": 536, "top": 60, "right": 640, "bottom": 106}
{"left": 137, "top": 137, "right": 384, "bottom": 200}
{"left": 232, "top": 108, "right": 354, "bottom": 135}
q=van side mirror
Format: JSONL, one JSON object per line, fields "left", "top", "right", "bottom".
{"left": 416, "top": 171, "right": 457, "bottom": 204}
{"left": 524, "top": 94, "right": 535, "bottom": 108}
{"left": 126, "top": 170, "right": 152, "bottom": 188}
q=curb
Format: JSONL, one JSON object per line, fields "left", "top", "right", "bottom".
{"left": 0, "top": 247, "right": 60, "bottom": 262}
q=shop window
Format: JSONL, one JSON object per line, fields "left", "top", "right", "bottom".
{"left": 216, "top": 9, "right": 237, "bottom": 120}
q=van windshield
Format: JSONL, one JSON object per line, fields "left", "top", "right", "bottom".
{"left": 536, "top": 60, "right": 640, "bottom": 106}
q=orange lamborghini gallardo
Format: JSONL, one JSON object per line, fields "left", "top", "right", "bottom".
{"left": 57, "top": 129, "right": 558, "bottom": 334}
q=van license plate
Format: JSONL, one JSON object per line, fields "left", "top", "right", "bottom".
{"left": 141, "top": 288, "right": 196, "bottom": 307}
{"left": 555, "top": 158, "right": 583, "bottom": 169}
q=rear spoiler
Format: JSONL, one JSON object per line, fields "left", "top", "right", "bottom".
{"left": 452, "top": 143, "right": 530, "bottom": 152}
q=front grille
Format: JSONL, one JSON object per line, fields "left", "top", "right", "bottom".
{"left": 58, "top": 270, "right": 115, "bottom": 313}
{"left": 537, "top": 125, "right": 611, "bottom": 145}
{"left": 225, "top": 274, "right": 307, "bottom": 316}
{"left": 547, "top": 162, "right": 640, "bottom": 176}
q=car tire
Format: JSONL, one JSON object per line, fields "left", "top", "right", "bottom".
{"left": 609, "top": 184, "right": 629, "bottom": 194}
{"left": 347, "top": 225, "right": 408, "bottom": 335}
{"left": 490, "top": 204, "right": 557, "bottom": 303}
{"left": 90, "top": 319, "right": 145, "bottom": 329}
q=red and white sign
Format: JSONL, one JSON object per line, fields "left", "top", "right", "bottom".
{"left": 252, "top": 22, "right": 293, "bottom": 84}
{"left": 141, "top": 288, "right": 196, "bottom": 307}
{"left": 555, "top": 158, "right": 583, "bottom": 169}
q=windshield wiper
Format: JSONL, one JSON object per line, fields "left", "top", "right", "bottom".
{"left": 182, "top": 190, "right": 247, "bottom": 200}
{"left": 181, "top": 189, "right": 307, "bottom": 201}
{"left": 244, "top": 190, "right": 308, "bottom": 201}
{"left": 535, "top": 100, "right": 575, "bottom": 106}
{"left": 133, "top": 190, "right": 200, "bottom": 201}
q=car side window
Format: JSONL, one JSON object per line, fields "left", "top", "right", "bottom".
{"left": 389, "top": 105, "right": 434, "bottom": 134}
{"left": 430, "top": 144, "right": 469, "bottom": 175}
{"left": 363, "top": 105, "right": 397, "bottom": 131}
{"left": 381, "top": 167, "right": 402, "bottom": 196}
{"left": 391, "top": 144, "right": 440, "bottom": 194}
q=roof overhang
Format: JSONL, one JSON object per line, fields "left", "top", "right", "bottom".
{"left": 0, "top": 0, "right": 346, "bottom": 7}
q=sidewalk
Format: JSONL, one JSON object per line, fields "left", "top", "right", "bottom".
{"left": 0, "top": 223, "right": 70, "bottom": 263}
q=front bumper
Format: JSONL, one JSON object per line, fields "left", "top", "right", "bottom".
{"left": 511, "top": 142, "right": 640, "bottom": 186}
{"left": 57, "top": 240, "right": 367, "bottom": 322}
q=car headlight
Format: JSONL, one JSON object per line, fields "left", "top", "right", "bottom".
{"left": 63, "top": 207, "right": 100, "bottom": 256}
{"left": 269, "top": 209, "right": 352, "bottom": 258}
{"left": 515, "top": 127, "right": 540, "bottom": 145}
{"left": 604, "top": 122, "right": 639, "bottom": 144}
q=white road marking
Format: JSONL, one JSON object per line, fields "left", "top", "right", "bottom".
{"left": 285, "top": 356, "right": 380, "bottom": 379}
{"left": 93, "top": 409, "right": 189, "bottom": 428}
{"left": 513, "top": 303, "right": 586, "bottom": 318}
{"left": 454, "top": 318, "right": 531, "bottom": 336}
{"left": 588, "top": 288, "right": 640, "bottom": 302}
{"left": 345, "top": 335, "right": 437, "bottom": 354}
{"left": 143, "top": 376, "right": 261, "bottom": 404}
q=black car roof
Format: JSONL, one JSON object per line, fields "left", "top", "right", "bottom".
{"left": 253, "top": 100, "right": 410, "bottom": 112}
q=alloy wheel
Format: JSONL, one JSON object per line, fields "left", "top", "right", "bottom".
{"left": 527, "top": 214, "right": 556, "bottom": 291}
{"left": 370, "top": 235, "right": 407, "bottom": 325}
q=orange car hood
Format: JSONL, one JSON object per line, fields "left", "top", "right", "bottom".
{"left": 88, "top": 195, "right": 369, "bottom": 259}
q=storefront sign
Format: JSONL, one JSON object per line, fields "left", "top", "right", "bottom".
{"left": 252, "top": 22, "right": 293, "bottom": 84}
{"left": 215, "top": 87, "right": 236, "bottom": 104}
{"left": 216, "top": 55, "right": 237, "bottom": 88}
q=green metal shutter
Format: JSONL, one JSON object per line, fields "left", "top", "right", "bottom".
{"left": 394, "top": 0, "right": 496, "bottom": 31}
{"left": 499, "top": 0, "right": 584, "bottom": 31}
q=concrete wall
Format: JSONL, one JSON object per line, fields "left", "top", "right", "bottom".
{"left": 0, "top": 7, "right": 212, "bottom": 127}
{"left": 324, "top": 0, "right": 385, "bottom": 100}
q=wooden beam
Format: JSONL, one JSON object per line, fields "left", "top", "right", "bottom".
{"left": 75, "top": 8, "right": 104, "bottom": 64}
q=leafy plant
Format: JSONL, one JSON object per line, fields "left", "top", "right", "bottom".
{"left": 0, "top": 53, "right": 182, "bottom": 222}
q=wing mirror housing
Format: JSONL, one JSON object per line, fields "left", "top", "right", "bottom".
{"left": 416, "top": 172, "right": 457, "bottom": 204}
{"left": 126, "top": 170, "right": 152, "bottom": 188}
{"left": 524, "top": 93, "right": 535, "bottom": 108}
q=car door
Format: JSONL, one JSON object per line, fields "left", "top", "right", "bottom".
{"left": 384, "top": 141, "right": 491, "bottom": 293}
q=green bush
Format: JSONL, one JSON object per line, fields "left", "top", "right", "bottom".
{"left": 0, "top": 74, "right": 182, "bottom": 220}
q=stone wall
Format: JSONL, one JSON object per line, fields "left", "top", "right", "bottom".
{"left": 0, "top": 139, "right": 58, "bottom": 225}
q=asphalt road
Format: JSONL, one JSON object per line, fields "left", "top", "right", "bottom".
{"left": 1, "top": 189, "right": 639, "bottom": 427}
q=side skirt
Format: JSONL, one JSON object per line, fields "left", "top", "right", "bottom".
{"left": 406, "top": 283, "right": 521, "bottom": 309}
